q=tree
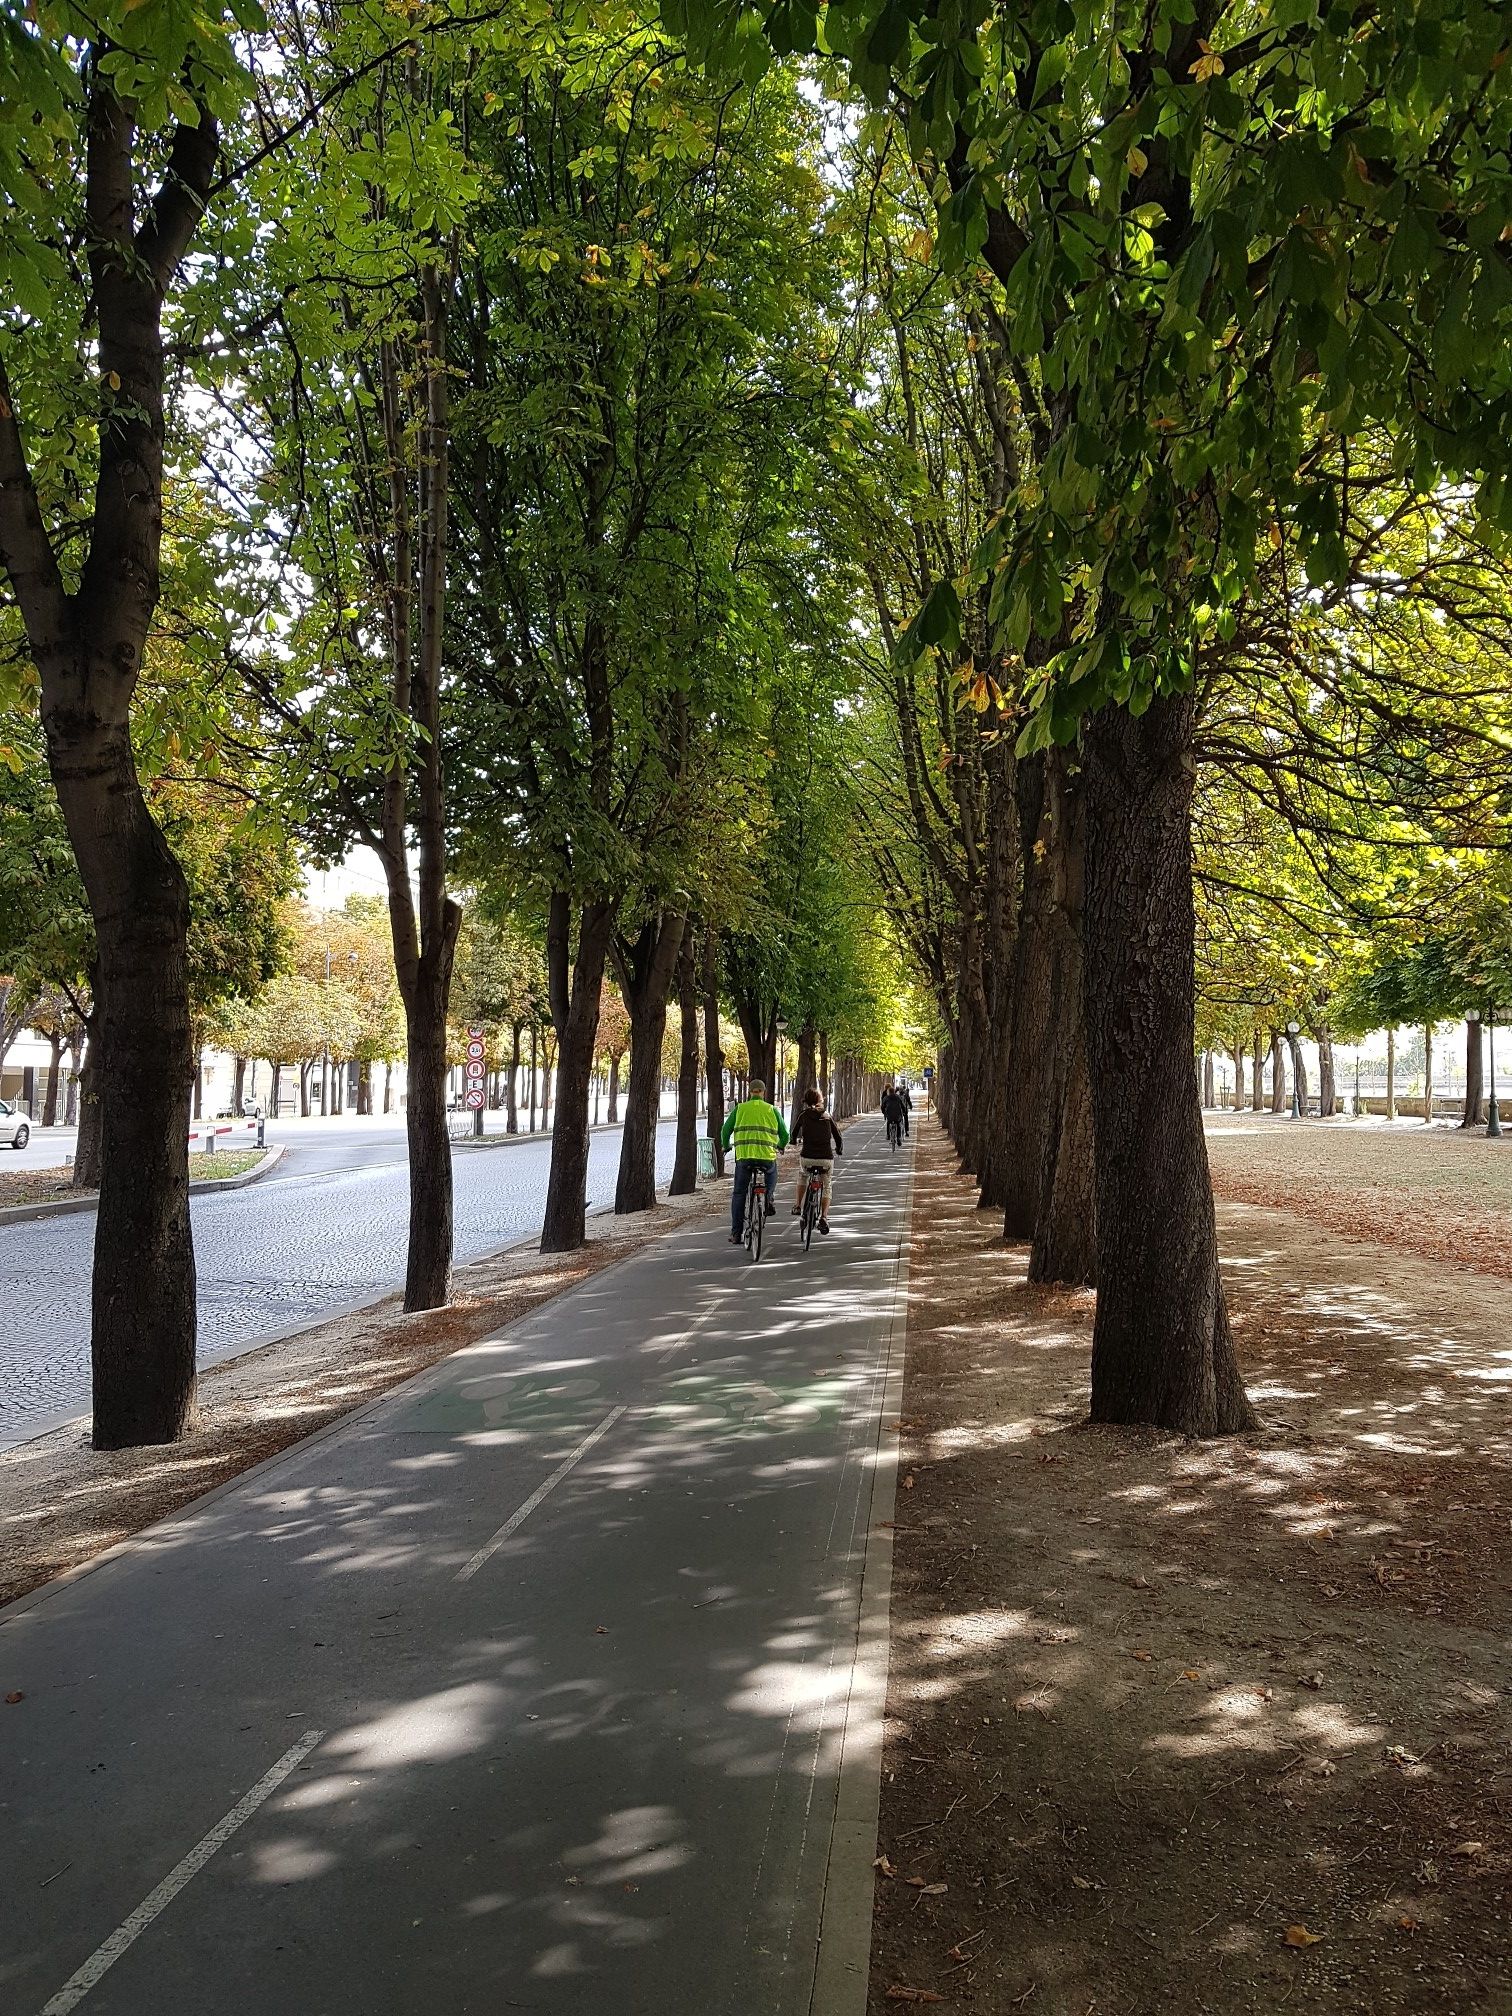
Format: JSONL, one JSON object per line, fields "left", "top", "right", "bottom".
{"left": 0, "top": 9, "right": 257, "bottom": 1444}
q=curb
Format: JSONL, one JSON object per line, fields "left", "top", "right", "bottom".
{"left": 0, "top": 1142, "right": 286, "bottom": 1229}
{"left": 0, "top": 1178, "right": 693, "bottom": 1456}
{"left": 811, "top": 1127, "right": 915, "bottom": 2016}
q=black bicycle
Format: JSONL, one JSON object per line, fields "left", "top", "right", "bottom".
{"left": 887, "top": 1115, "right": 903, "bottom": 1150}
{"left": 798, "top": 1163, "right": 825, "bottom": 1250}
{"left": 742, "top": 1164, "right": 768, "bottom": 1260}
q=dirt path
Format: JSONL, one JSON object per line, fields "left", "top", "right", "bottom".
{"left": 871, "top": 1120, "right": 1510, "bottom": 2014}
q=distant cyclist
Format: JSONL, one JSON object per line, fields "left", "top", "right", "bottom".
{"left": 898, "top": 1081, "right": 913, "bottom": 1136}
{"left": 880, "top": 1083, "right": 906, "bottom": 1148}
{"left": 720, "top": 1078, "right": 789, "bottom": 1245}
{"left": 789, "top": 1087, "right": 843, "bottom": 1235}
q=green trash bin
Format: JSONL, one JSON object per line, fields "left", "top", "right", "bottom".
{"left": 697, "top": 1135, "right": 717, "bottom": 1178}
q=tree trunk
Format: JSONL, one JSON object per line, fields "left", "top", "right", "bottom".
{"left": 1029, "top": 752, "right": 1095, "bottom": 1287}
{"left": 64, "top": 1048, "right": 80, "bottom": 1127}
{"left": 670, "top": 923, "right": 700, "bottom": 1196}
{"left": 999, "top": 753, "right": 1059, "bottom": 1234}
{"left": 507, "top": 1023, "right": 521, "bottom": 1133}
{"left": 542, "top": 895, "right": 616, "bottom": 1251}
{"left": 1080, "top": 693, "right": 1254, "bottom": 1436}
{"left": 607, "top": 1053, "right": 621, "bottom": 1125}
{"left": 402, "top": 970, "right": 454, "bottom": 1310}
{"left": 233, "top": 1055, "right": 248, "bottom": 1115}
{"left": 271, "top": 1061, "right": 283, "bottom": 1118}
{"left": 192, "top": 1051, "right": 203, "bottom": 1120}
{"left": 1316, "top": 1028, "right": 1336, "bottom": 1117}
{"left": 1230, "top": 1045, "right": 1244, "bottom": 1112}
{"left": 613, "top": 911, "right": 685, "bottom": 1214}
{"left": 703, "top": 928, "right": 726, "bottom": 1176}
{"left": 1202, "top": 1050, "right": 1216, "bottom": 1108}
{"left": 1462, "top": 1017, "right": 1484, "bottom": 1127}
{"left": 383, "top": 1060, "right": 394, "bottom": 1113}
{"left": 1385, "top": 1028, "right": 1396, "bottom": 1121}
{"left": 1251, "top": 1032, "right": 1264, "bottom": 1113}
{"left": 789, "top": 1024, "right": 816, "bottom": 1137}
{"left": 1422, "top": 1023, "right": 1434, "bottom": 1121}
{"left": 541, "top": 1036, "right": 556, "bottom": 1132}
{"left": 42, "top": 1030, "right": 63, "bottom": 1128}
{"left": 529, "top": 1024, "right": 539, "bottom": 1131}
{"left": 73, "top": 1037, "right": 103, "bottom": 1189}
{"left": 1289, "top": 1034, "right": 1308, "bottom": 1115}
{"left": 299, "top": 1061, "right": 312, "bottom": 1117}
{"left": 357, "top": 1059, "right": 372, "bottom": 1115}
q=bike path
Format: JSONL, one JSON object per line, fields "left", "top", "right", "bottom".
{"left": 0, "top": 1120, "right": 910, "bottom": 2016}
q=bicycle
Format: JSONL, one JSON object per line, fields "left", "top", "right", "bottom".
{"left": 742, "top": 1163, "right": 768, "bottom": 1260}
{"left": 798, "top": 1163, "right": 825, "bottom": 1251}
{"left": 887, "top": 1116, "right": 903, "bottom": 1151}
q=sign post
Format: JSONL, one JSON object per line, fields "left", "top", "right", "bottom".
{"left": 465, "top": 1026, "right": 487, "bottom": 1137}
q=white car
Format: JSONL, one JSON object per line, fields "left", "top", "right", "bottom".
{"left": 0, "top": 1098, "right": 30, "bottom": 1150}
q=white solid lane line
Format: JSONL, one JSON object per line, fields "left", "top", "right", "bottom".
{"left": 454, "top": 1403, "right": 627, "bottom": 1582}
{"left": 37, "top": 1728, "right": 325, "bottom": 2016}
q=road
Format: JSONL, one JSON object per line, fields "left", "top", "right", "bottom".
{"left": 0, "top": 1119, "right": 909, "bottom": 2016}
{"left": 0, "top": 1119, "right": 676, "bottom": 1446}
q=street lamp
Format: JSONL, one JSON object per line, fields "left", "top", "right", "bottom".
{"left": 1286, "top": 1020, "right": 1302, "bottom": 1119}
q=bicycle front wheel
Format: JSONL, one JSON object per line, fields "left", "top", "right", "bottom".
{"left": 751, "top": 1185, "right": 764, "bottom": 1260}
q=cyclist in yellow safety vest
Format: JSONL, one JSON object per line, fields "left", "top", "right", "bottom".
{"left": 720, "top": 1078, "right": 789, "bottom": 1245}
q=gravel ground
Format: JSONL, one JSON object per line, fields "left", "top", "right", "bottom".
{"left": 870, "top": 1120, "right": 1510, "bottom": 2015}
{"left": 1206, "top": 1115, "right": 1512, "bottom": 1279}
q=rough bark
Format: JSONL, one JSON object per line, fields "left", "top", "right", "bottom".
{"left": 1201, "top": 1050, "right": 1216, "bottom": 1108}
{"left": 73, "top": 1037, "right": 103, "bottom": 1189}
{"left": 357, "top": 1059, "right": 372, "bottom": 1115}
{"left": 789, "top": 1024, "right": 817, "bottom": 1138}
{"left": 612, "top": 909, "right": 685, "bottom": 1214}
{"left": 1289, "top": 1033, "right": 1308, "bottom": 1115}
{"left": 607, "top": 1052, "right": 621, "bottom": 1125}
{"left": 1000, "top": 753, "right": 1059, "bottom": 1237}
{"left": 1081, "top": 693, "right": 1255, "bottom": 1436}
{"left": 670, "top": 923, "right": 700, "bottom": 1196}
{"left": 702, "top": 928, "right": 726, "bottom": 1176}
{"left": 233, "top": 1055, "right": 248, "bottom": 1115}
{"left": 541, "top": 894, "right": 616, "bottom": 1251}
{"left": 1230, "top": 1045, "right": 1244, "bottom": 1113}
{"left": 1251, "top": 1031, "right": 1264, "bottom": 1113}
{"left": 1029, "top": 752, "right": 1095, "bottom": 1287}
{"left": 1462, "top": 1018, "right": 1484, "bottom": 1127}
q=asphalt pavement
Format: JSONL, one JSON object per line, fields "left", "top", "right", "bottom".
{"left": 0, "top": 1120, "right": 677, "bottom": 1446}
{"left": 0, "top": 1117, "right": 911, "bottom": 2016}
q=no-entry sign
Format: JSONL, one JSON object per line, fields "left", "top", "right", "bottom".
{"left": 465, "top": 1025, "right": 487, "bottom": 1111}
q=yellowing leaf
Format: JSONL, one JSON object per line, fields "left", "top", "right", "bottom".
{"left": 1189, "top": 39, "right": 1225, "bottom": 81}
{"left": 1126, "top": 145, "right": 1148, "bottom": 176}
{"left": 1283, "top": 1924, "right": 1325, "bottom": 1948}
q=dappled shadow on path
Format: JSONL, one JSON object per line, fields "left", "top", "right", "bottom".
{"left": 868, "top": 1122, "right": 1511, "bottom": 2016}
{"left": 1, "top": 1134, "right": 911, "bottom": 2015}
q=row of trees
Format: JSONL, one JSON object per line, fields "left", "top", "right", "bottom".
{"left": 0, "top": 0, "right": 909, "bottom": 1446}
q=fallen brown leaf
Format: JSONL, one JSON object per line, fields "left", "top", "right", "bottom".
{"left": 1283, "top": 1924, "right": 1325, "bottom": 1948}
{"left": 3, "top": 1691, "right": 21, "bottom": 1705}
{"left": 1452, "top": 1840, "right": 1485, "bottom": 1858}
{"left": 875, "top": 1854, "right": 898, "bottom": 1878}
{"left": 902, "top": 1474, "right": 917, "bottom": 1490}
{"left": 1130, "top": 1650, "right": 1152, "bottom": 1663}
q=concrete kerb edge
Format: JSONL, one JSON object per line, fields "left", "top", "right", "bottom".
{"left": 0, "top": 1141, "right": 287, "bottom": 1229}
{"left": 0, "top": 1184, "right": 721, "bottom": 1625}
{"left": 809, "top": 1134, "right": 916, "bottom": 2016}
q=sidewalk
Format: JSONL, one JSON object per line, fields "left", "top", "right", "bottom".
{"left": 1, "top": 1121, "right": 911, "bottom": 2016}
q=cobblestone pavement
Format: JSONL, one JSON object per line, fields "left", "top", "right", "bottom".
{"left": 0, "top": 1123, "right": 676, "bottom": 1444}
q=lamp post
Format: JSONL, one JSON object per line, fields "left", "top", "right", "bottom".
{"left": 1488, "top": 1008, "right": 1502, "bottom": 1140}
{"left": 1286, "top": 1020, "right": 1302, "bottom": 1119}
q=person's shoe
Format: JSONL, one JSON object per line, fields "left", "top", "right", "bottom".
{"left": 790, "top": 1205, "right": 801, "bottom": 1216}
{"left": 766, "top": 1204, "right": 776, "bottom": 1217}
{"left": 819, "top": 1217, "right": 830, "bottom": 1235}
{"left": 727, "top": 1234, "right": 742, "bottom": 1245}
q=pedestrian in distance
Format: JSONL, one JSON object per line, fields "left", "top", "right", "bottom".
{"left": 788, "top": 1086, "right": 843, "bottom": 1234}
{"left": 720, "top": 1078, "right": 788, "bottom": 1244}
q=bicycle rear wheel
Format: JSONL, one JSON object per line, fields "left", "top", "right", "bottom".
{"left": 751, "top": 1179, "right": 765, "bottom": 1260}
{"left": 801, "top": 1185, "right": 816, "bottom": 1250}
